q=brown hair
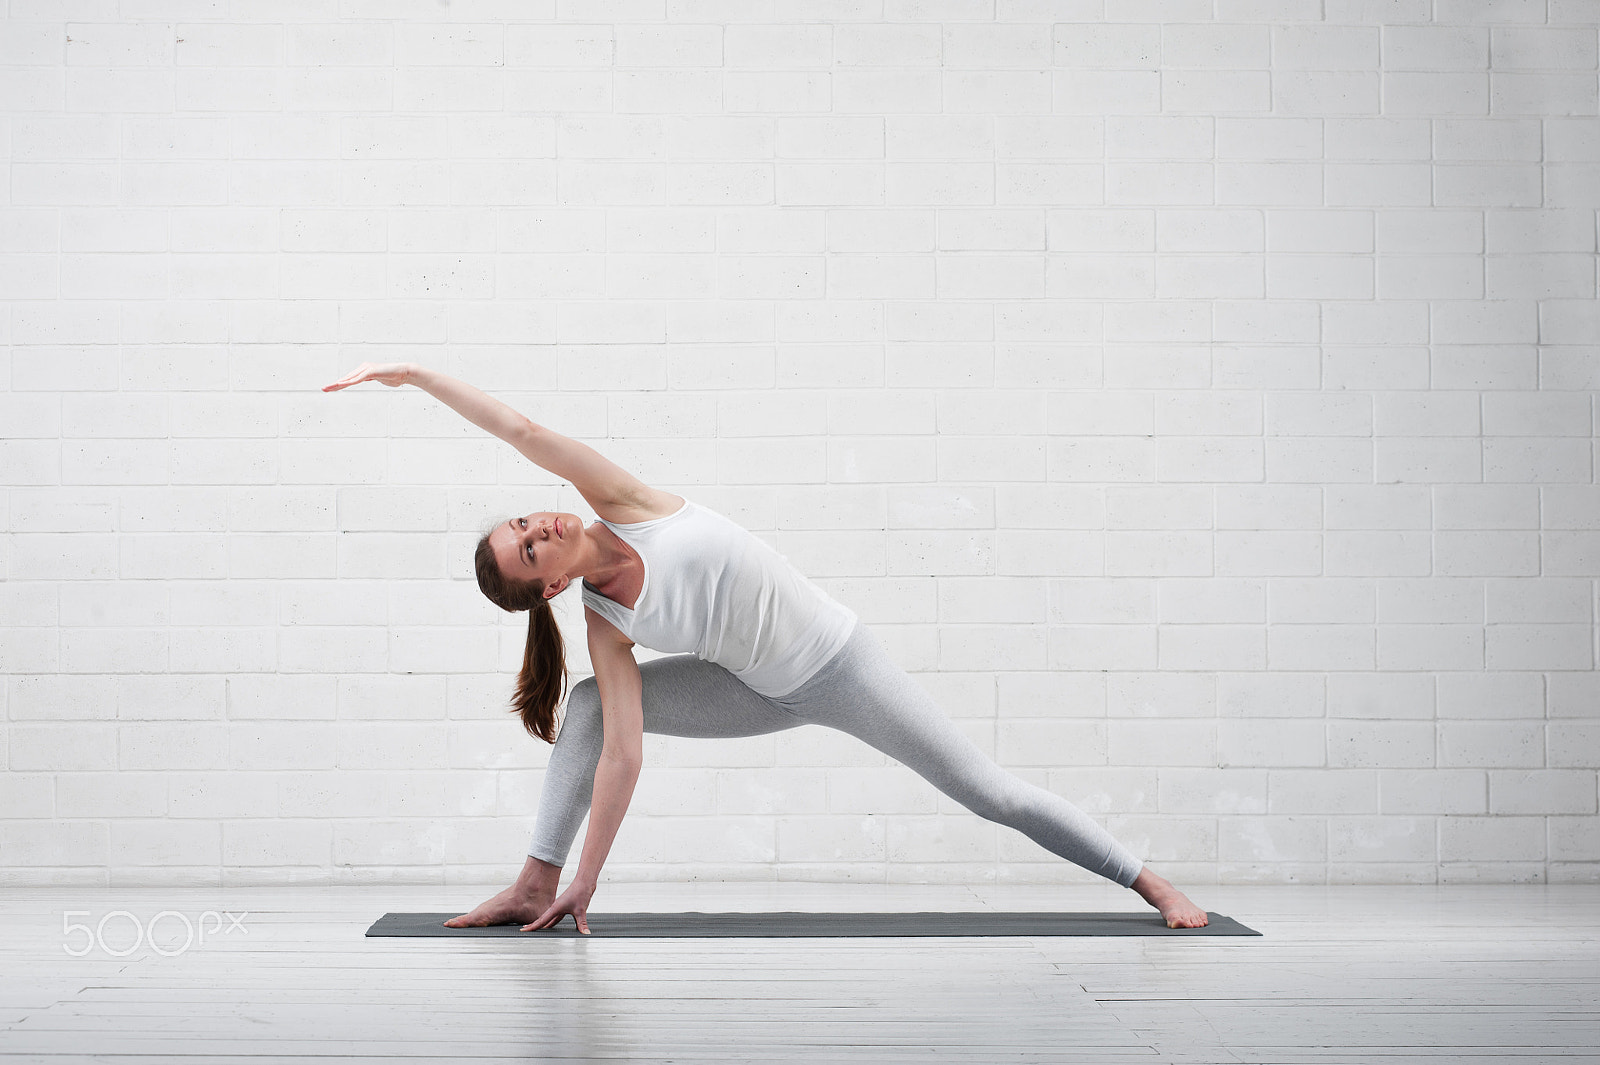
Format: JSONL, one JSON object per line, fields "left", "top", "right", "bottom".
{"left": 474, "top": 528, "right": 568, "bottom": 744}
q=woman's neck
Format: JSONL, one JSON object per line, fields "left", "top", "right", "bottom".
{"left": 578, "top": 522, "right": 638, "bottom": 591}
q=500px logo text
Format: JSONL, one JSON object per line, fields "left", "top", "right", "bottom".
{"left": 63, "top": 910, "right": 249, "bottom": 957}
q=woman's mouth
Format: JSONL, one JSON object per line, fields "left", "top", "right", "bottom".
{"left": 555, "top": 518, "right": 563, "bottom": 539}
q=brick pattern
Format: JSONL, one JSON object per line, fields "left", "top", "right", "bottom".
{"left": 1, "top": 3, "right": 1596, "bottom": 887}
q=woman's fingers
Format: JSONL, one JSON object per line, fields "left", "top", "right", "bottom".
{"left": 523, "top": 902, "right": 559, "bottom": 932}
{"left": 519, "top": 901, "right": 588, "bottom": 934}
{"left": 322, "top": 362, "right": 413, "bottom": 391}
{"left": 322, "top": 363, "right": 374, "bottom": 392}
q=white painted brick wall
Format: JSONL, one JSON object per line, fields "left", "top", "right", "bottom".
{"left": 1, "top": 5, "right": 1595, "bottom": 889}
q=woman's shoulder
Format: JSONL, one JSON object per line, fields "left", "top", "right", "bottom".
{"left": 592, "top": 489, "right": 688, "bottom": 527}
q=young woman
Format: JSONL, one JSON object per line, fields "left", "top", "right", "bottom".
{"left": 324, "top": 363, "right": 1210, "bottom": 934}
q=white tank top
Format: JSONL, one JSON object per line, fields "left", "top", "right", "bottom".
{"left": 579, "top": 498, "right": 858, "bottom": 698}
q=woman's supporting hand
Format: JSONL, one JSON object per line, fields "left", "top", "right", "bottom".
{"left": 322, "top": 362, "right": 414, "bottom": 392}
{"left": 522, "top": 878, "right": 596, "bottom": 935}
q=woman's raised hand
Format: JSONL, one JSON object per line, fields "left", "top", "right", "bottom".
{"left": 322, "top": 362, "right": 415, "bottom": 392}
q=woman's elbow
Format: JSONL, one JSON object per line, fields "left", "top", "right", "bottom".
{"left": 599, "top": 743, "right": 643, "bottom": 773}
{"left": 508, "top": 416, "right": 542, "bottom": 451}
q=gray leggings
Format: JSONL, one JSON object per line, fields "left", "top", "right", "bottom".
{"left": 528, "top": 620, "right": 1145, "bottom": 889}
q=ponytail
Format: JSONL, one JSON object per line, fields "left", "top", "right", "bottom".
{"left": 475, "top": 530, "right": 568, "bottom": 744}
{"left": 514, "top": 598, "right": 567, "bottom": 744}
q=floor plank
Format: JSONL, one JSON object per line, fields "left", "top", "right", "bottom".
{"left": 1, "top": 882, "right": 1595, "bottom": 1063}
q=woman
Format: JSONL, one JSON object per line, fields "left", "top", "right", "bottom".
{"left": 324, "top": 362, "right": 1210, "bottom": 934}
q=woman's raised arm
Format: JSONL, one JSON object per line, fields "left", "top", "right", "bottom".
{"left": 324, "top": 362, "right": 650, "bottom": 511}
{"left": 324, "top": 362, "right": 535, "bottom": 451}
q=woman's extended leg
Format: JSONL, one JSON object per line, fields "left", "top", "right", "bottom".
{"left": 526, "top": 652, "right": 802, "bottom": 867}
{"left": 771, "top": 624, "right": 1210, "bottom": 924}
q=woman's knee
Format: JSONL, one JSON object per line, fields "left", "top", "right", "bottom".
{"left": 555, "top": 676, "right": 603, "bottom": 743}
{"left": 938, "top": 768, "right": 1031, "bottom": 827}
{"left": 568, "top": 674, "right": 600, "bottom": 708}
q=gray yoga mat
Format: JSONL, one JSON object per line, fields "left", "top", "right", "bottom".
{"left": 367, "top": 910, "right": 1260, "bottom": 938}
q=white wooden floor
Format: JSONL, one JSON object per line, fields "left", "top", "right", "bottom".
{"left": 0, "top": 881, "right": 1595, "bottom": 1063}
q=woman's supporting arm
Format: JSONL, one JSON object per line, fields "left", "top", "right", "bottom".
{"left": 578, "top": 751, "right": 642, "bottom": 883}
{"left": 523, "top": 612, "right": 645, "bottom": 935}
{"left": 525, "top": 751, "right": 639, "bottom": 936}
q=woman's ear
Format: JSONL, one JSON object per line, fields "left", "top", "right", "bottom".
{"left": 545, "top": 576, "right": 568, "bottom": 599}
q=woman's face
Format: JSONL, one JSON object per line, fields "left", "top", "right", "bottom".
{"left": 488, "top": 511, "right": 582, "bottom": 597}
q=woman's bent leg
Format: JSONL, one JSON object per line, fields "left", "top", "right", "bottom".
{"left": 776, "top": 625, "right": 1145, "bottom": 888}
{"left": 527, "top": 653, "right": 802, "bottom": 867}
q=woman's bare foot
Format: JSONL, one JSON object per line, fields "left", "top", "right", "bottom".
{"left": 1130, "top": 867, "right": 1209, "bottom": 929}
{"left": 445, "top": 858, "right": 563, "bottom": 928}
{"left": 444, "top": 883, "right": 554, "bottom": 928}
